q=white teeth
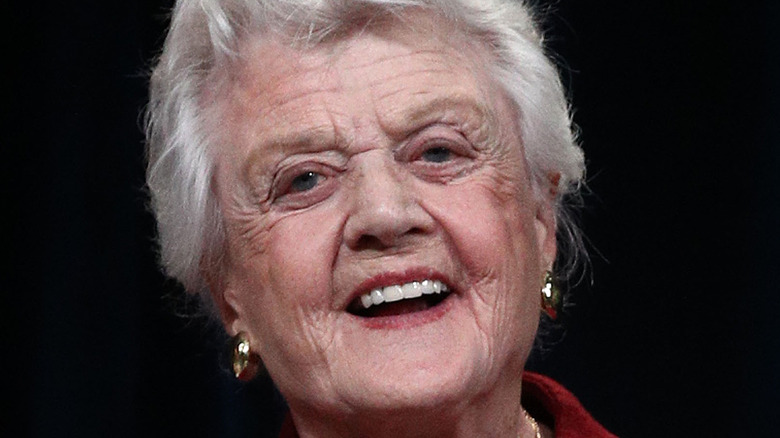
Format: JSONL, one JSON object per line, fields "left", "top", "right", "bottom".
{"left": 370, "top": 288, "right": 384, "bottom": 306}
{"left": 402, "top": 281, "right": 422, "bottom": 299}
{"left": 360, "top": 293, "right": 373, "bottom": 309}
{"left": 383, "top": 285, "right": 403, "bottom": 302}
{"left": 420, "top": 280, "right": 435, "bottom": 295}
{"left": 358, "top": 280, "right": 448, "bottom": 309}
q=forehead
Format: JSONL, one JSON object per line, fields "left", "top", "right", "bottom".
{"left": 215, "top": 12, "right": 507, "bottom": 163}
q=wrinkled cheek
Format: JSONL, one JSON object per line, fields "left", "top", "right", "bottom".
{"left": 457, "top": 197, "right": 540, "bottom": 364}
{"left": 267, "top": 306, "right": 338, "bottom": 370}
{"left": 255, "top": 218, "right": 340, "bottom": 368}
{"left": 225, "top": 217, "right": 271, "bottom": 266}
{"left": 468, "top": 262, "right": 526, "bottom": 350}
{"left": 245, "top": 273, "right": 337, "bottom": 379}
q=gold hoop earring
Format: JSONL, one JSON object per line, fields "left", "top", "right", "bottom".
{"left": 541, "top": 271, "right": 561, "bottom": 320}
{"left": 230, "top": 332, "right": 260, "bottom": 382}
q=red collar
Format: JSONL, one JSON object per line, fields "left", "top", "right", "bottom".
{"left": 521, "top": 372, "right": 617, "bottom": 438}
{"left": 279, "top": 372, "right": 617, "bottom": 437}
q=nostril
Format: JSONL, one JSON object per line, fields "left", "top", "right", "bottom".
{"left": 407, "top": 226, "right": 426, "bottom": 236}
{"left": 353, "top": 234, "right": 388, "bottom": 252}
{"left": 351, "top": 226, "right": 428, "bottom": 252}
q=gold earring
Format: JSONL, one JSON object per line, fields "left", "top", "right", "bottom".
{"left": 541, "top": 271, "right": 561, "bottom": 320}
{"left": 230, "top": 332, "right": 260, "bottom": 381}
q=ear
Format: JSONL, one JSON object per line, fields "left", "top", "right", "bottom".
{"left": 201, "top": 260, "right": 243, "bottom": 337}
{"left": 533, "top": 171, "right": 560, "bottom": 271}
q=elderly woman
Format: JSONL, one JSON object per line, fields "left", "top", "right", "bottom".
{"left": 146, "top": 0, "right": 614, "bottom": 437}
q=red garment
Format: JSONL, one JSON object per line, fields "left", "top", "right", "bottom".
{"left": 279, "top": 372, "right": 616, "bottom": 437}
{"left": 522, "top": 372, "right": 617, "bottom": 438}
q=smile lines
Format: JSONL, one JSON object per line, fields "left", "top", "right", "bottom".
{"left": 359, "top": 280, "right": 449, "bottom": 309}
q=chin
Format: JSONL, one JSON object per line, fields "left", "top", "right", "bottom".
{"left": 317, "top": 293, "right": 518, "bottom": 414}
{"left": 336, "top": 357, "right": 485, "bottom": 414}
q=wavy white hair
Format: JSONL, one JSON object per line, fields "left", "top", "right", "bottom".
{"left": 145, "top": 0, "right": 586, "bottom": 305}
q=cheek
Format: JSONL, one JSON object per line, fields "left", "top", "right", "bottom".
{"left": 265, "top": 217, "right": 337, "bottom": 298}
{"left": 231, "top": 207, "right": 345, "bottom": 363}
{"left": 419, "top": 176, "right": 541, "bottom": 340}
{"left": 425, "top": 176, "right": 539, "bottom": 279}
{"left": 229, "top": 206, "right": 341, "bottom": 296}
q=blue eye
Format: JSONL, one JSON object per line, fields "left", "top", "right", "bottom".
{"left": 421, "top": 146, "right": 453, "bottom": 163}
{"left": 290, "top": 171, "right": 323, "bottom": 192}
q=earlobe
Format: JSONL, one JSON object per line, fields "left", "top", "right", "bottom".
{"left": 202, "top": 263, "right": 242, "bottom": 336}
{"left": 534, "top": 200, "right": 558, "bottom": 270}
{"left": 205, "top": 270, "right": 261, "bottom": 366}
{"left": 535, "top": 171, "right": 561, "bottom": 269}
{"left": 199, "top": 247, "right": 255, "bottom": 352}
{"left": 220, "top": 285, "right": 244, "bottom": 336}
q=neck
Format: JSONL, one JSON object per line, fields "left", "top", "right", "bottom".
{"left": 287, "top": 372, "right": 539, "bottom": 438}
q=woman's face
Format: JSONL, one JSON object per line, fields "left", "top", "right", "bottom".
{"left": 210, "top": 17, "right": 556, "bottom": 418}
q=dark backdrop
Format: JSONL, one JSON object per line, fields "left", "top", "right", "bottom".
{"left": 8, "top": 1, "right": 779, "bottom": 436}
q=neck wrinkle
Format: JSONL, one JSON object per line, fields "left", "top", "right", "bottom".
{"left": 286, "top": 370, "right": 528, "bottom": 438}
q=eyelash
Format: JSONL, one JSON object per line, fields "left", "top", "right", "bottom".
{"left": 408, "top": 135, "right": 474, "bottom": 169}
{"left": 272, "top": 162, "right": 337, "bottom": 207}
{"left": 289, "top": 171, "right": 323, "bottom": 193}
{"left": 418, "top": 144, "right": 456, "bottom": 163}
{"left": 269, "top": 132, "right": 475, "bottom": 207}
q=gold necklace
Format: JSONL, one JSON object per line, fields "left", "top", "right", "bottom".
{"left": 522, "top": 409, "right": 542, "bottom": 438}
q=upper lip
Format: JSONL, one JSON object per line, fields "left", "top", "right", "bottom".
{"left": 345, "top": 266, "right": 455, "bottom": 310}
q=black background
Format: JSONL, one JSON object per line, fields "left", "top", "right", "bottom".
{"left": 8, "top": 0, "right": 779, "bottom": 436}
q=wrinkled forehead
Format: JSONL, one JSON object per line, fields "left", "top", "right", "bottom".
{"left": 222, "top": 8, "right": 493, "bottom": 87}
{"left": 199, "top": 8, "right": 491, "bottom": 141}
{"left": 206, "top": 8, "right": 514, "bottom": 150}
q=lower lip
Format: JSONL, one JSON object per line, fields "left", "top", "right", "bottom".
{"left": 350, "top": 292, "right": 456, "bottom": 330}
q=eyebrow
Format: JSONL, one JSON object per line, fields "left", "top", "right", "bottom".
{"left": 241, "top": 124, "right": 340, "bottom": 181}
{"left": 241, "top": 94, "right": 493, "bottom": 182}
{"left": 380, "top": 95, "right": 491, "bottom": 139}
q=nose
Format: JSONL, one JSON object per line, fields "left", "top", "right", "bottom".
{"left": 342, "top": 153, "right": 434, "bottom": 251}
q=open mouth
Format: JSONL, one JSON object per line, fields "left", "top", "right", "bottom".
{"left": 347, "top": 279, "right": 452, "bottom": 318}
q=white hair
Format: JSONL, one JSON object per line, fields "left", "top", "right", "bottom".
{"left": 145, "top": 0, "right": 586, "bottom": 304}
